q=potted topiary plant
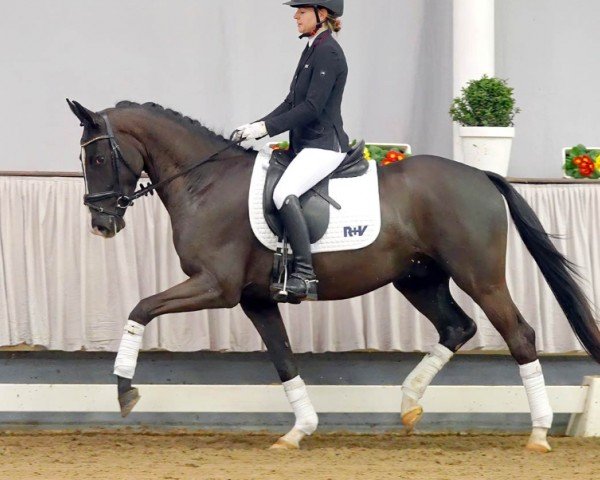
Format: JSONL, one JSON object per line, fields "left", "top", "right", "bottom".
{"left": 450, "top": 75, "right": 520, "bottom": 176}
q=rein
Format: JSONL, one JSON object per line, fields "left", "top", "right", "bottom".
{"left": 80, "top": 115, "right": 242, "bottom": 216}
{"left": 120, "top": 138, "right": 241, "bottom": 208}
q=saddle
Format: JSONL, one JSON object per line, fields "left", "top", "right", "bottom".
{"left": 262, "top": 140, "right": 368, "bottom": 243}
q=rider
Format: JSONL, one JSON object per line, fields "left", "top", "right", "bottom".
{"left": 232, "top": 0, "right": 349, "bottom": 301}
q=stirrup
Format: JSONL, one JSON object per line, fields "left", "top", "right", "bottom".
{"left": 271, "top": 285, "right": 301, "bottom": 304}
{"left": 270, "top": 276, "right": 318, "bottom": 303}
{"left": 270, "top": 281, "right": 303, "bottom": 304}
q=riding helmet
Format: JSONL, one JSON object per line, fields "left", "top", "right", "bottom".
{"left": 283, "top": 0, "right": 344, "bottom": 17}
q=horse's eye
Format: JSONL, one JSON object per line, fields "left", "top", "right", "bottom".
{"left": 94, "top": 156, "right": 106, "bottom": 166}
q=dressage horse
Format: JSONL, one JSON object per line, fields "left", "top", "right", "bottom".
{"left": 68, "top": 99, "right": 600, "bottom": 452}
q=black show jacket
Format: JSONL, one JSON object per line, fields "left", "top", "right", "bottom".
{"left": 261, "top": 30, "right": 350, "bottom": 155}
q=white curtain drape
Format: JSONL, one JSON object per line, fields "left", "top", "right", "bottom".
{"left": 0, "top": 176, "right": 598, "bottom": 353}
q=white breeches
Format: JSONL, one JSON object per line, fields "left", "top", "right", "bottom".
{"left": 273, "top": 148, "right": 346, "bottom": 210}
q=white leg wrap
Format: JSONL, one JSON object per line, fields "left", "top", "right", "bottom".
{"left": 283, "top": 375, "right": 318, "bottom": 435}
{"left": 519, "top": 360, "right": 553, "bottom": 429}
{"left": 113, "top": 320, "right": 145, "bottom": 379}
{"left": 402, "top": 344, "right": 454, "bottom": 408}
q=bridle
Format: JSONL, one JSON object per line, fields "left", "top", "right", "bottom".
{"left": 80, "top": 114, "right": 140, "bottom": 217}
{"left": 80, "top": 114, "right": 241, "bottom": 219}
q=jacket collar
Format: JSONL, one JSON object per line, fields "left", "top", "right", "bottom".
{"left": 308, "top": 28, "right": 328, "bottom": 47}
{"left": 302, "top": 30, "right": 331, "bottom": 66}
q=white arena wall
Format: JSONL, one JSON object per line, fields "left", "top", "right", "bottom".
{"left": 0, "top": 1, "right": 599, "bottom": 177}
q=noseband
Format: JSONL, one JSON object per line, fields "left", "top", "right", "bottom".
{"left": 80, "top": 114, "right": 139, "bottom": 218}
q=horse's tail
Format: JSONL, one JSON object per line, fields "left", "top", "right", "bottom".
{"left": 485, "top": 171, "right": 600, "bottom": 363}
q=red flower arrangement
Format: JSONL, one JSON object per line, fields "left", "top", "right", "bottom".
{"left": 270, "top": 141, "right": 411, "bottom": 167}
{"left": 572, "top": 155, "right": 595, "bottom": 177}
{"left": 563, "top": 145, "right": 600, "bottom": 179}
{"left": 381, "top": 150, "right": 406, "bottom": 166}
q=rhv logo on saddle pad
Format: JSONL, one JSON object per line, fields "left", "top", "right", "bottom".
{"left": 344, "top": 225, "right": 368, "bottom": 237}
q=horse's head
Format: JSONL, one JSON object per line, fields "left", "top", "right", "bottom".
{"left": 67, "top": 99, "right": 145, "bottom": 238}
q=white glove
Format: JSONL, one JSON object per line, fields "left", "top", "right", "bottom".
{"left": 231, "top": 121, "right": 268, "bottom": 142}
{"left": 231, "top": 123, "right": 250, "bottom": 142}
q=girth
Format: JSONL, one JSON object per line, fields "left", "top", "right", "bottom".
{"left": 262, "top": 140, "right": 368, "bottom": 242}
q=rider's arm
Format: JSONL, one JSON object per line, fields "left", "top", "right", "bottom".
{"left": 263, "top": 46, "right": 340, "bottom": 136}
{"left": 260, "top": 91, "right": 294, "bottom": 121}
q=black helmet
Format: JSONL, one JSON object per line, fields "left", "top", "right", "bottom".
{"left": 283, "top": 0, "right": 344, "bottom": 17}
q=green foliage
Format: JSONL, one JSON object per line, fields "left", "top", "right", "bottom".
{"left": 366, "top": 144, "right": 407, "bottom": 163}
{"left": 449, "top": 75, "right": 520, "bottom": 127}
{"left": 274, "top": 141, "right": 290, "bottom": 150}
{"left": 367, "top": 144, "right": 384, "bottom": 162}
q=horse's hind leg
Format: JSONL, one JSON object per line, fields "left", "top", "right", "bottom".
{"left": 393, "top": 262, "right": 477, "bottom": 431}
{"left": 471, "top": 284, "right": 553, "bottom": 452}
{"left": 240, "top": 294, "right": 317, "bottom": 450}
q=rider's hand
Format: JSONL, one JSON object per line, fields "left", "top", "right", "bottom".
{"left": 231, "top": 123, "right": 250, "bottom": 142}
{"left": 231, "top": 121, "right": 268, "bottom": 142}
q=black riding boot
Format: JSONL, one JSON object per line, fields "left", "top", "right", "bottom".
{"left": 272, "top": 195, "right": 318, "bottom": 302}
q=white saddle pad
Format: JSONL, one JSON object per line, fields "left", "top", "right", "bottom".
{"left": 248, "top": 144, "right": 381, "bottom": 253}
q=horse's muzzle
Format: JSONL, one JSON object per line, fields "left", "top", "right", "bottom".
{"left": 91, "top": 213, "right": 126, "bottom": 238}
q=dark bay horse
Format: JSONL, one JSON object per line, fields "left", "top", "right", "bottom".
{"left": 68, "top": 99, "right": 600, "bottom": 452}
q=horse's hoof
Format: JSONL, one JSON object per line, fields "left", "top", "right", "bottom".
{"left": 269, "top": 437, "right": 299, "bottom": 450}
{"left": 401, "top": 405, "right": 423, "bottom": 432}
{"left": 118, "top": 387, "right": 140, "bottom": 418}
{"left": 525, "top": 440, "right": 552, "bottom": 453}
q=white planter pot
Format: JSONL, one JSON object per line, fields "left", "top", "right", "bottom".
{"left": 459, "top": 126, "right": 515, "bottom": 176}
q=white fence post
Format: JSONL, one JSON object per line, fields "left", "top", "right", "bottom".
{"left": 566, "top": 376, "right": 600, "bottom": 437}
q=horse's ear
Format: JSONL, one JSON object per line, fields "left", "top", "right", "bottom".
{"left": 66, "top": 98, "right": 101, "bottom": 128}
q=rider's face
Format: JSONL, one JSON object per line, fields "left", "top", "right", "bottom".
{"left": 294, "top": 7, "right": 327, "bottom": 35}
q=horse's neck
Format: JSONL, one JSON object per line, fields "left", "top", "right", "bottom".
{"left": 136, "top": 121, "right": 216, "bottom": 188}
{"left": 127, "top": 114, "right": 253, "bottom": 223}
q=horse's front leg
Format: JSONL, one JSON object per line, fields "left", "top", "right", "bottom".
{"left": 240, "top": 295, "right": 318, "bottom": 450}
{"left": 114, "top": 273, "right": 232, "bottom": 416}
